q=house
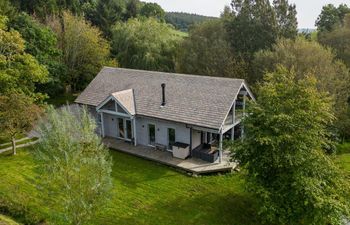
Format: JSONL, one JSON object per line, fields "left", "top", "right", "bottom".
{"left": 75, "top": 67, "right": 254, "bottom": 164}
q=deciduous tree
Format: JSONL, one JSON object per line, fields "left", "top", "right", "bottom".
{"left": 0, "top": 93, "right": 41, "bottom": 155}
{"left": 9, "top": 13, "right": 66, "bottom": 96}
{"left": 253, "top": 37, "right": 350, "bottom": 139}
{"left": 140, "top": 2, "right": 165, "bottom": 20}
{"left": 0, "top": 16, "right": 48, "bottom": 101}
{"left": 316, "top": 4, "right": 350, "bottom": 32}
{"left": 318, "top": 14, "right": 350, "bottom": 68}
{"left": 233, "top": 67, "right": 350, "bottom": 224}
{"left": 47, "top": 11, "right": 112, "bottom": 92}
{"left": 34, "top": 106, "right": 112, "bottom": 225}
{"left": 111, "top": 18, "right": 182, "bottom": 72}
{"left": 176, "top": 19, "right": 247, "bottom": 79}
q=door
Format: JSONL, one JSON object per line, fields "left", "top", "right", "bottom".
{"left": 118, "top": 118, "right": 125, "bottom": 138}
{"left": 168, "top": 128, "right": 176, "bottom": 150}
{"left": 126, "top": 119, "right": 132, "bottom": 140}
{"left": 148, "top": 124, "right": 156, "bottom": 146}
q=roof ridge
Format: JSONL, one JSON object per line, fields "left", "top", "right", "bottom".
{"left": 102, "top": 66, "right": 245, "bottom": 82}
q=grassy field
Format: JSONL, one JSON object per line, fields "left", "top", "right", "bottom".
{"left": 0, "top": 147, "right": 258, "bottom": 225}
{"left": 0, "top": 214, "right": 19, "bottom": 225}
{"left": 1, "top": 143, "right": 349, "bottom": 225}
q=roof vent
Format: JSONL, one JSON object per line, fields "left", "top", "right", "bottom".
{"left": 161, "top": 83, "right": 166, "bottom": 107}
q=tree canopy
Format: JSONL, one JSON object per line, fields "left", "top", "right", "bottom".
{"left": 9, "top": 13, "right": 65, "bottom": 96}
{"left": 111, "top": 18, "right": 182, "bottom": 72}
{"left": 254, "top": 37, "right": 350, "bottom": 139}
{"left": 0, "top": 92, "right": 41, "bottom": 155}
{"left": 47, "top": 11, "right": 112, "bottom": 92}
{"left": 176, "top": 19, "right": 247, "bottom": 79}
{"left": 35, "top": 106, "right": 112, "bottom": 225}
{"left": 316, "top": 4, "right": 350, "bottom": 32}
{"left": 0, "top": 16, "right": 48, "bottom": 101}
{"left": 233, "top": 67, "right": 350, "bottom": 224}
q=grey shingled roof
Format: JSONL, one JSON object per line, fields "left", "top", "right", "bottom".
{"left": 111, "top": 89, "right": 136, "bottom": 115}
{"left": 75, "top": 67, "right": 245, "bottom": 130}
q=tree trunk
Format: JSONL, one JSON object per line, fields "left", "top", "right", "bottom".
{"left": 12, "top": 137, "right": 16, "bottom": 155}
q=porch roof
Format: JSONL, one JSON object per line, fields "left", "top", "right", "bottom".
{"left": 75, "top": 67, "right": 248, "bottom": 130}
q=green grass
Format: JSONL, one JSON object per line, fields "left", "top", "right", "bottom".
{"left": 0, "top": 214, "right": 20, "bottom": 225}
{"left": 0, "top": 147, "right": 258, "bottom": 225}
{"left": 46, "top": 93, "right": 77, "bottom": 107}
{"left": 337, "top": 142, "right": 350, "bottom": 155}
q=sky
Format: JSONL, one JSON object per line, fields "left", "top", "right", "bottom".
{"left": 143, "top": 0, "right": 348, "bottom": 28}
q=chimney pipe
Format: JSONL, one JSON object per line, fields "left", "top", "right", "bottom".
{"left": 161, "top": 83, "right": 166, "bottom": 106}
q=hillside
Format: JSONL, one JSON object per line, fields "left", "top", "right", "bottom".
{"left": 165, "top": 12, "right": 217, "bottom": 32}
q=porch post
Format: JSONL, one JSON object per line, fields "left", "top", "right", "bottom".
{"left": 231, "top": 102, "right": 236, "bottom": 141}
{"left": 189, "top": 127, "right": 193, "bottom": 157}
{"left": 241, "top": 93, "right": 247, "bottom": 141}
{"left": 219, "top": 129, "right": 223, "bottom": 163}
{"left": 231, "top": 127, "right": 234, "bottom": 141}
{"left": 133, "top": 117, "right": 137, "bottom": 146}
{"left": 101, "top": 112, "right": 105, "bottom": 138}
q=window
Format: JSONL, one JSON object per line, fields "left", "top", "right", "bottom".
{"left": 102, "top": 99, "right": 116, "bottom": 111}
{"left": 148, "top": 124, "right": 156, "bottom": 145}
{"left": 126, "top": 120, "right": 132, "bottom": 140}
{"left": 117, "top": 104, "right": 127, "bottom": 114}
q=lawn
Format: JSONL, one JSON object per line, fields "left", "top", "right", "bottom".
{"left": 0, "top": 214, "right": 19, "bottom": 225}
{"left": 0, "top": 147, "right": 258, "bottom": 225}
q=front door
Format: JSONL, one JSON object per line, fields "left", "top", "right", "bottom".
{"left": 148, "top": 124, "right": 156, "bottom": 146}
{"left": 168, "top": 128, "right": 175, "bottom": 150}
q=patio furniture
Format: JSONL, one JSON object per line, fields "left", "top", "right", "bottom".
{"left": 172, "top": 142, "right": 190, "bottom": 159}
{"left": 192, "top": 144, "right": 219, "bottom": 163}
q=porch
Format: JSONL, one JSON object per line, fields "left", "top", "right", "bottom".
{"left": 103, "top": 137, "right": 237, "bottom": 174}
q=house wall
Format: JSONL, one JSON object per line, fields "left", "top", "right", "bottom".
{"left": 192, "top": 129, "right": 201, "bottom": 150}
{"left": 135, "top": 116, "right": 191, "bottom": 148}
{"left": 103, "top": 113, "right": 118, "bottom": 138}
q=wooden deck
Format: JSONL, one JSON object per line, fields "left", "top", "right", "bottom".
{"left": 103, "top": 137, "right": 237, "bottom": 174}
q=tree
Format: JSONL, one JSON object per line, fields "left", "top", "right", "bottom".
{"left": 140, "top": 2, "right": 165, "bottom": 20}
{"left": 0, "top": 0, "right": 16, "bottom": 19}
{"left": 273, "top": 0, "right": 298, "bottom": 39}
{"left": 47, "top": 11, "right": 112, "bottom": 92}
{"left": 316, "top": 4, "right": 350, "bottom": 32}
{"left": 9, "top": 13, "right": 66, "bottom": 96}
{"left": 124, "top": 0, "right": 140, "bottom": 20}
{"left": 9, "top": 0, "right": 91, "bottom": 20}
{"left": 318, "top": 14, "right": 350, "bottom": 68}
{"left": 176, "top": 19, "right": 247, "bottom": 79}
{"left": 0, "top": 93, "right": 41, "bottom": 155}
{"left": 226, "top": 0, "right": 278, "bottom": 57}
{"left": 253, "top": 37, "right": 350, "bottom": 140}
{"left": 88, "top": 0, "right": 126, "bottom": 38}
{"left": 111, "top": 18, "right": 182, "bottom": 72}
{"left": 233, "top": 67, "right": 350, "bottom": 224}
{"left": 0, "top": 16, "right": 49, "bottom": 101}
{"left": 34, "top": 106, "right": 112, "bottom": 225}
{"left": 226, "top": 0, "right": 298, "bottom": 54}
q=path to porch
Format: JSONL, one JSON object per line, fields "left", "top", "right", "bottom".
{"left": 103, "top": 137, "right": 237, "bottom": 175}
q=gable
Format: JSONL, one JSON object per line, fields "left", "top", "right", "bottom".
{"left": 97, "top": 89, "right": 136, "bottom": 116}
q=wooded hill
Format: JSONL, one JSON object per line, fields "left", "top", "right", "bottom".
{"left": 165, "top": 12, "right": 217, "bottom": 31}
